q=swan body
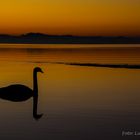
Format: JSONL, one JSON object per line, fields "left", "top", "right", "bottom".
{"left": 0, "top": 84, "right": 33, "bottom": 102}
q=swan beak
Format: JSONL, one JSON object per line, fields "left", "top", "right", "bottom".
{"left": 41, "top": 70, "right": 44, "bottom": 73}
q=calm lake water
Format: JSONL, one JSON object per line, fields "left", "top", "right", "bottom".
{"left": 0, "top": 44, "right": 140, "bottom": 140}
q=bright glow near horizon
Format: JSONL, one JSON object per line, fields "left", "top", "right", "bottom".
{"left": 0, "top": 0, "right": 140, "bottom": 36}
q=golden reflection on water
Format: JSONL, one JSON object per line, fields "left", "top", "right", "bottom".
{"left": 0, "top": 44, "right": 140, "bottom": 64}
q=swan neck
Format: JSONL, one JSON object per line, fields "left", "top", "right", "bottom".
{"left": 33, "top": 71, "right": 38, "bottom": 96}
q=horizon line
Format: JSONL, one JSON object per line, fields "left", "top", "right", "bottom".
{"left": 0, "top": 32, "right": 140, "bottom": 38}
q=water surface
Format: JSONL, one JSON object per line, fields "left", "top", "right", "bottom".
{"left": 0, "top": 44, "right": 140, "bottom": 140}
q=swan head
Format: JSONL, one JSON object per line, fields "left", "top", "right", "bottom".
{"left": 34, "top": 67, "right": 43, "bottom": 73}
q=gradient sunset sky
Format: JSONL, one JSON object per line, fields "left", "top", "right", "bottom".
{"left": 0, "top": 0, "right": 140, "bottom": 36}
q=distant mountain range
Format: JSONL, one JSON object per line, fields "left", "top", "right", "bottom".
{"left": 0, "top": 33, "right": 140, "bottom": 44}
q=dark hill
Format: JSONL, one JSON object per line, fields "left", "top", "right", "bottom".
{"left": 0, "top": 33, "right": 139, "bottom": 44}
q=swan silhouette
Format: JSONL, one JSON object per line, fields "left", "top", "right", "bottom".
{"left": 0, "top": 67, "right": 43, "bottom": 120}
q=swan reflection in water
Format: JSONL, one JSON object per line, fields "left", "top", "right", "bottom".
{"left": 0, "top": 67, "right": 43, "bottom": 120}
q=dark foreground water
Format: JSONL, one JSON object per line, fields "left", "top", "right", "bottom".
{"left": 0, "top": 44, "right": 140, "bottom": 140}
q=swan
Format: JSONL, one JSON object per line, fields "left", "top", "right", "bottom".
{"left": 0, "top": 67, "right": 43, "bottom": 120}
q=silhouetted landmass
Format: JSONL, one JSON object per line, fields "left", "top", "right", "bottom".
{"left": 54, "top": 62, "right": 140, "bottom": 69}
{"left": 0, "top": 33, "right": 140, "bottom": 44}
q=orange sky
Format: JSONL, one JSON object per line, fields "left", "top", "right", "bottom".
{"left": 0, "top": 0, "right": 140, "bottom": 36}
